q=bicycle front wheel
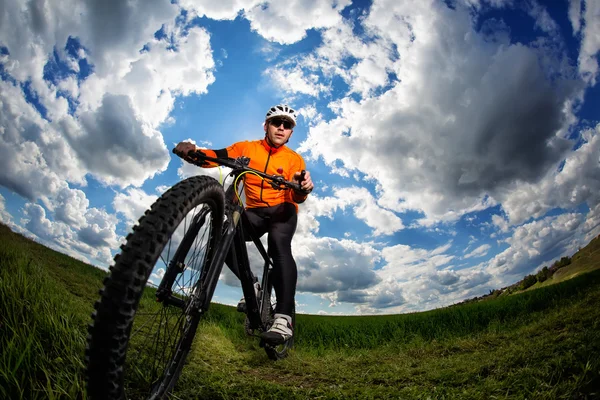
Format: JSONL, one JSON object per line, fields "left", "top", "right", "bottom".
{"left": 86, "top": 176, "right": 225, "bottom": 399}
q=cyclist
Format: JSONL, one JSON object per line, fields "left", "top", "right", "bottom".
{"left": 174, "top": 104, "right": 314, "bottom": 344}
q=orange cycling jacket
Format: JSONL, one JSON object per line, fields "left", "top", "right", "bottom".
{"left": 201, "top": 139, "right": 309, "bottom": 212}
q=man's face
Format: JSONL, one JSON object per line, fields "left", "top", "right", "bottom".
{"left": 264, "top": 117, "right": 294, "bottom": 147}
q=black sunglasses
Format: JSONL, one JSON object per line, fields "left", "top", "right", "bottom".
{"left": 269, "top": 118, "right": 293, "bottom": 129}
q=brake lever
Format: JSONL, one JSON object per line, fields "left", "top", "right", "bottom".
{"left": 270, "top": 175, "right": 286, "bottom": 190}
{"left": 239, "top": 156, "right": 250, "bottom": 166}
{"left": 227, "top": 156, "right": 251, "bottom": 170}
{"left": 188, "top": 150, "right": 209, "bottom": 166}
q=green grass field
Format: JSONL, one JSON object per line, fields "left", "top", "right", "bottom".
{"left": 1, "top": 222, "right": 599, "bottom": 399}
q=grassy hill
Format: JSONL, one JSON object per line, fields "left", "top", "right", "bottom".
{"left": 1, "top": 222, "right": 599, "bottom": 399}
{"left": 527, "top": 234, "right": 600, "bottom": 289}
{"left": 452, "top": 234, "right": 600, "bottom": 305}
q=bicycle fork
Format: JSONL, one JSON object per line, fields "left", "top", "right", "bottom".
{"left": 155, "top": 209, "right": 209, "bottom": 307}
{"left": 230, "top": 210, "right": 266, "bottom": 332}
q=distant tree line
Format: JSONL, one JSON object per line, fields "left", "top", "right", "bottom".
{"left": 518, "top": 256, "right": 572, "bottom": 291}
{"left": 494, "top": 255, "right": 573, "bottom": 296}
{"left": 448, "top": 232, "right": 600, "bottom": 308}
{"left": 451, "top": 255, "right": 574, "bottom": 306}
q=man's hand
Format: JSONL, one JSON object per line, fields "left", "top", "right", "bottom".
{"left": 174, "top": 141, "right": 199, "bottom": 162}
{"left": 293, "top": 170, "right": 314, "bottom": 194}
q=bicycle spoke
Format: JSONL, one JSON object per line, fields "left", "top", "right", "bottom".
{"left": 160, "top": 254, "right": 169, "bottom": 270}
{"left": 146, "top": 280, "right": 159, "bottom": 289}
{"left": 151, "top": 308, "right": 173, "bottom": 381}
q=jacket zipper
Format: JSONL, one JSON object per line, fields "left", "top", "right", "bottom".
{"left": 259, "top": 147, "right": 272, "bottom": 206}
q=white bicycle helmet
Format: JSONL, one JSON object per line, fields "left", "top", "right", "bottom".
{"left": 265, "top": 104, "right": 297, "bottom": 127}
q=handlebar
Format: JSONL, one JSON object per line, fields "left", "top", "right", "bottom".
{"left": 173, "top": 149, "right": 311, "bottom": 195}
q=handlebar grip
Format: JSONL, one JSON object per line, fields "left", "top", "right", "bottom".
{"left": 293, "top": 170, "right": 311, "bottom": 195}
{"left": 296, "top": 187, "right": 311, "bottom": 196}
{"left": 173, "top": 147, "right": 208, "bottom": 166}
{"left": 171, "top": 147, "right": 199, "bottom": 157}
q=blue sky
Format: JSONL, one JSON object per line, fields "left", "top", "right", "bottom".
{"left": 1, "top": 0, "right": 599, "bottom": 315}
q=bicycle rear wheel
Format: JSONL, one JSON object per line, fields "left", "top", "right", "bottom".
{"left": 86, "top": 176, "right": 224, "bottom": 399}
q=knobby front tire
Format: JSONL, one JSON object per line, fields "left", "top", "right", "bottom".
{"left": 85, "top": 176, "right": 225, "bottom": 400}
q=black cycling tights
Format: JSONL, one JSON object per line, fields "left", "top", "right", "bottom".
{"left": 225, "top": 202, "right": 298, "bottom": 317}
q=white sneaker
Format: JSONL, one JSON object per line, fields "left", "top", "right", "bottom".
{"left": 261, "top": 314, "right": 293, "bottom": 344}
{"left": 236, "top": 282, "right": 260, "bottom": 313}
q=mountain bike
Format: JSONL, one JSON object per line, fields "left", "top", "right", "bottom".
{"left": 85, "top": 150, "right": 309, "bottom": 399}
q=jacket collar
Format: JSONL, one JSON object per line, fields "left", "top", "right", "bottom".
{"left": 261, "top": 138, "right": 284, "bottom": 154}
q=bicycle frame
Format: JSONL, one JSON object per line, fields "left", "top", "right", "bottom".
{"left": 172, "top": 150, "right": 308, "bottom": 333}
{"left": 194, "top": 169, "right": 273, "bottom": 333}
{"left": 85, "top": 153, "right": 304, "bottom": 398}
